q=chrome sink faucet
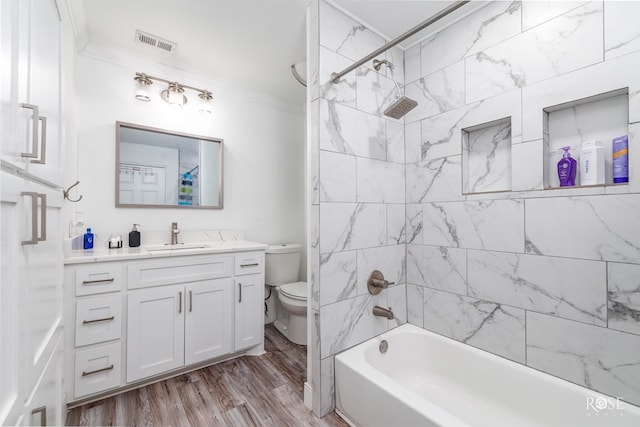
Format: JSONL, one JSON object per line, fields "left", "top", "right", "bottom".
{"left": 171, "top": 222, "right": 180, "bottom": 245}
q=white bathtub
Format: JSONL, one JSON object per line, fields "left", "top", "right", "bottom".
{"left": 335, "top": 323, "right": 640, "bottom": 427}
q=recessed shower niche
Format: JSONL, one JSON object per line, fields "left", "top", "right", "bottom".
{"left": 462, "top": 117, "right": 512, "bottom": 194}
{"left": 544, "top": 89, "right": 629, "bottom": 189}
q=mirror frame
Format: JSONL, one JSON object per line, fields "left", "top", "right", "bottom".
{"left": 115, "top": 121, "right": 224, "bottom": 209}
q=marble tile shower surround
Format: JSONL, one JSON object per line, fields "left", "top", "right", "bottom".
{"left": 309, "top": 0, "right": 410, "bottom": 417}
{"left": 465, "top": 2, "right": 603, "bottom": 103}
{"left": 400, "top": 0, "right": 640, "bottom": 411}
{"left": 463, "top": 120, "right": 512, "bottom": 194}
{"left": 608, "top": 262, "right": 640, "bottom": 336}
{"left": 308, "top": 0, "right": 640, "bottom": 418}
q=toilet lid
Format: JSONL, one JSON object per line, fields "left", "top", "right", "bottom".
{"left": 279, "top": 281, "right": 307, "bottom": 301}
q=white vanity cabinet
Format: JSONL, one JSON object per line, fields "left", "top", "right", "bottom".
{"left": 126, "top": 278, "right": 234, "bottom": 382}
{"left": 64, "top": 248, "right": 265, "bottom": 404}
{"left": 234, "top": 252, "right": 265, "bottom": 350}
{"left": 66, "top": 263, "right": 124, "bottom": 400}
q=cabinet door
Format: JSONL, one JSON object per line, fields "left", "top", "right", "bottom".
{"left": 0, "top": 172, "right": 24, "bottom": 425}
{"left": 127, "top": 285, "right": 185, "bottom": 383}
{"left": 24, "top": 334, "right": 64, "bottom": 427}
{"left": 184, "top": 279, "right": 233, "bottom": 365}
{"left": 20, "top": 0, "right": 62, "bottom": 185}
{"left": 234, "top": 275, "right": 263, "bottom": 351}
{"left": 2, "top": 0, "right": 62, "bottom": 184}
{"left": 1, "top": 0, "right": 27, "bottom": 169}
{"left": 21, "top": 183, "right": 64, "bottom": 390}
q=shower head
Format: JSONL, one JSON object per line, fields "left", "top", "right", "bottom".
{"left": 372, "top": 59, "right": 418, "bottom": 119}
{"left": 383, "top": 96, "right": 418, "bottom": 120}
{"left": 373, "top": 59, "right": 389, "bottom": 72}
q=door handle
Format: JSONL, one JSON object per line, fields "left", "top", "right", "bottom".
{"left": 21, "top": 192, "right": 46, "bottom": 244}
{"left": 31, "top": 405, "right": 46, "bottom": 426}
{"left": 19, "top": 104, "right": 46, "bottom": 164}
{"left": 20, "top": 103, "right": 40, "bottom": 160}
{"left": 238, "top": 283, "right": 242, "bottom": 303}
{"left": 189, "top": 290, "right": 193, "bottom": 312}
{"left": 36, "top": 193, "right": 46, "bottom": 241}
{"left": 31, "top": 116, "right": 47, "bottom": 164}
{"left": 178, "top": 291, "right": 182, "bottom": 314}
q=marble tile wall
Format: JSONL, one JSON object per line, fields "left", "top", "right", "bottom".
{"left": 308, "top": 0, "right": 407, "bottom": 417}
{"left": 405, "top": 0, "right": 640, "bottom": 409}
{"left": 310, "top": 0, "right": 640, "bottom": 417}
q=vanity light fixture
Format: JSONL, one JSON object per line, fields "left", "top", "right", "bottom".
{"left": 161, "top": 82, "right": 186, "bottom": 107}
{"left": 133, "top": 73, "right": 152, "bottom": 101}
{"left": 133, "top": 72, "right": 213, "bottom": 113}
{"left": 198, "top": 90, "right": 213, "bottom": 114}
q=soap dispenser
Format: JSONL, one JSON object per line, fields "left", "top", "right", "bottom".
{"left": 557, "top": 146, "right": 577, "bottom": 187}
{"left": 129, "top": 224, "right": 141, "bottom": 248}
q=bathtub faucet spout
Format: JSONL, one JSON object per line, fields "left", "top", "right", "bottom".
{"left": 373, "top": 305, "right": 394, "bottom": 320}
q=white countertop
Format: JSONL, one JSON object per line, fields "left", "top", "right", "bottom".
{"left": 65, "top": 240, "right": 268, "bottom": 265}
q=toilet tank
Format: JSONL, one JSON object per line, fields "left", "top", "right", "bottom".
{"left": 265, "top": 243, "right": 302, "bottom": 285}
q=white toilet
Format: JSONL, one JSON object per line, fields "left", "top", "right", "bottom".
{"left": 265, "top": 243, "right": 307, "bottom": 345}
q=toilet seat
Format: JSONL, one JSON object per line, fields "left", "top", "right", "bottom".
{"left": 278, "top": 281, "right": 307, "bottom": 301}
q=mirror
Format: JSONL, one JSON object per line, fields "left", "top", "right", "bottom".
{"left": 116, "top": 121, "right": 223, "bottom": 209}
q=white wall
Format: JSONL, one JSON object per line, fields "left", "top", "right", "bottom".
{"left": 67, "top": 54, "right": 306, "bottom": 261}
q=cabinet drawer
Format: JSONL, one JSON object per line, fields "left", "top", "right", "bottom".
{"left": 75, "top": 295, "right": 122, "bottom": 347}
{"left": 74, "top": 342, "right": 122, "bottom": 398}
{"left": 75, "top": 264, "right": 122, "bottom": 296}
{"left": 234, "top": 252, "right": 264, "bottom": 276}
{"left": 128, "top": 255, "right": 232, "bottom": 290}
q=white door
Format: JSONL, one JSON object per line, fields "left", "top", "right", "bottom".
{"left": 23, "top": 0, "right": 61, "bottom": 185}
{"left": 0, "top": 172, "right": 24, "bottom": 425}
{"left": 21, "top": 182, "right": 63, "bottom": 390}
{"left": 0, "top": 172, "right": 63, "bottom": 425}
{"left": 184, "top": 279, "right": 233, "bottom": 365}
{"left": 119, "top": 164, "right": 167, "bottom": 205}
{"left": 3, "top": 0, "right": 62, "bottom": 185}
{"left": 127, "top": 285, "right": 185, "bottom": 383}
{"left": 23, "top": 335, "right": 64, "bottom": 427}
{"left": 234, "top": 275, "right": 263, "bottom": 351}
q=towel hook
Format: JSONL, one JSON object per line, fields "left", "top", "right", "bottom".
{"left": 63, "top": 181, "right": 83, "bottom": 203}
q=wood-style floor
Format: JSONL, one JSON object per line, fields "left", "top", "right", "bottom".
{"left": 66, "top": 324, "right": 347, "bottom": 427}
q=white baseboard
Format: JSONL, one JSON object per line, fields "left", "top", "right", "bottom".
{"left": 303, "top": 381, "right": 313, "bottom": 410}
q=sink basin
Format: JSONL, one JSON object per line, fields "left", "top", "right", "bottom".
{"left": 145, "top": 243, "right": 209, "bottom": 252}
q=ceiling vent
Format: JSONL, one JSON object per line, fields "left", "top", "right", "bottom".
{"left": 135, "top": 30, "right": 177, "bottom": 54}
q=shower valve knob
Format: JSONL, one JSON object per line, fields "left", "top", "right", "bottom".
{"left": 368, "top": 270, "right": 394, "bottom": 295}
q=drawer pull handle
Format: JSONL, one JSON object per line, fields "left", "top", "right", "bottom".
{"left": 31, "top": 405, "right": 47, "bottom": 426}
{"left": 240, "top": 263, "right": 259, "bottom": 268}
{"left": 82, "top": 278, "right": 114, "bottom": 285}
{"left": 82, "top": 364, "right": 114, "bottom": 377}
{"left": 82, "top": 316, "right": 115, "bottom": 325}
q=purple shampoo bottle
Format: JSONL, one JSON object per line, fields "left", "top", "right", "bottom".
{"left": 558, "top": 146, "right": 577, "bottom": 187}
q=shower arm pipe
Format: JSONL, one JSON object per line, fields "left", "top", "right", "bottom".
{"left": 330, "top": 0, "right": 470, "bottom": 84}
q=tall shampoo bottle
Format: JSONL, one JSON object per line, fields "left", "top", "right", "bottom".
{"left": 558, "top": 146, "right": 577, "bottom": 187}
{"left": 580, "top": 140, "right": 605, "bottom": 185}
